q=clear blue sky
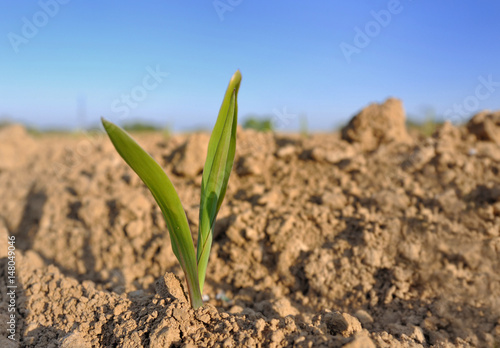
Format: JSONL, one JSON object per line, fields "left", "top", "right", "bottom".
{"left": 1, "top": 1, "right": 500, "bottom": 131}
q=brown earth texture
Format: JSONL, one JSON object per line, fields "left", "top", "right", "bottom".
{"left": 1, "top": 98, "right": 500, "bottom": 347}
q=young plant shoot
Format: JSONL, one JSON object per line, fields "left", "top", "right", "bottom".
{"left": 101, "top": 70, "right": 241, "bottom": 309}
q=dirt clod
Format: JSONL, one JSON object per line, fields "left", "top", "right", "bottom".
{"left": 0, "top": 125, "right": 36, "bottom": 170}
{"left": 341, "top": 97, "right": 410, "bottom": 151}
{"left": 173, "top": 133, "right": 210, "bottom": 177}
{"left": 155, "top": 272, "right": 188, "bottom": 303}
{"left": 467, "top": 110, "right": 500, "bottom": 144}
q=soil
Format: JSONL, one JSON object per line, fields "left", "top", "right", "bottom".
{"left": 1, "top": 98, "right": 500, "bottom": 347}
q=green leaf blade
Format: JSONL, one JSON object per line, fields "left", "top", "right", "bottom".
{"left": 101, "top": 118, "right": 203, "bottom": 309}
{"left": 197, "top": 70, "right": 241, "bottom": 292}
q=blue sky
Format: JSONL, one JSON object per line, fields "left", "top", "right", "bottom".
{"left": 1, "top": 1, "right": 500, "bottom": 131}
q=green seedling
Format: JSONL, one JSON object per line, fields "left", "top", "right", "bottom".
{"left": 101, "top": 70, "right": 241, "bottom": 309}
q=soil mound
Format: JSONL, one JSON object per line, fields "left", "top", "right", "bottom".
{"left": 0, "top": 125, "right": 36, "bottom": 171}
{"left": 341, "top": 98, "right": 410, "bottom": 151}
{"left": 1, "top": 106, "right": 500, "bottom": 347}
{"left": 467, "top": 110, "right": 500, "bottom": 144}
{"left": 173, "top": 133, "right": 210, "bottom": 177}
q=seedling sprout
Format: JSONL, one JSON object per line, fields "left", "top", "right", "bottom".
{"left": 102, "top": 70, "right": 241, "bottom": 308}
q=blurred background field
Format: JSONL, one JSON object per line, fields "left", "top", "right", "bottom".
{"left": 1, "top": 1, "right": 499, "bottom": 133}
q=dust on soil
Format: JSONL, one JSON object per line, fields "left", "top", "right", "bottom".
{"left": 1, "top": 98, "right": 500, "bottom": 347}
